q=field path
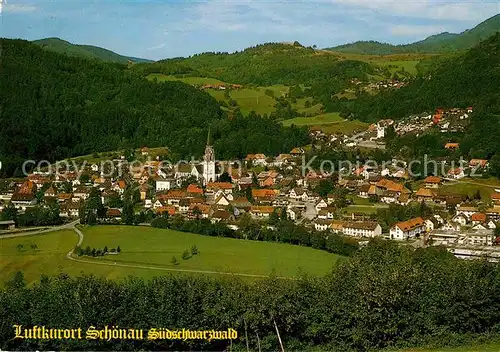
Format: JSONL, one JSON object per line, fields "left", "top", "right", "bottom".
{"left": 0, "top": 219, "right": 80, "bottom": 239}
{"left": 67, "top": 225, "right": 292, "bottom": 279}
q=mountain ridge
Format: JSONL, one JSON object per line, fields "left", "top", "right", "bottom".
{"left": 33, "top": 37, "right": 153, "bottom": 64}
{"left": 325, "top": 14, "right": 500, "bottom": 55}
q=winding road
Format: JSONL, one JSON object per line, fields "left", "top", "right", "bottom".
{"left": 2, "top": 220, "right": 291, "bottom": 279}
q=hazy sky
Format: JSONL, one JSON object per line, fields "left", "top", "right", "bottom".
{"left": 1, "top": 0, "right": 499, "bottom": 60}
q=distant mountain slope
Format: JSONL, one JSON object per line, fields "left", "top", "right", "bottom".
{"left": 133, "top": 42, "right": 377, "bottom": 87}
{"left": 33, "top": 37, "right": 152, "bottom": 64}
{"left": 326, "top": 14, "right": 500, "bottom": 54}
{"left": 341, "top": 33, "right": 500, "bottom": 121}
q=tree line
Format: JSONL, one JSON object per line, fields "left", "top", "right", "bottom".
{"left": 2, "top": 240, "right": 500, "bottom": 351}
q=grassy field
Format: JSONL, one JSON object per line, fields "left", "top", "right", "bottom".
{"left": 440, "top": 181, "right": 497, "bottom": 201}
{"left": 371, "top": 60, "right": 421, "bottom": 76}
{"left": 319, "top": 119, "right": 370, "bottom": 135}
{"left": 282, "top": 112, "right": 344, "bottom": 126}
{"left": 0, "top": 226, "right": 344, "bottom": 285}
{"left": 147, "top": 74, "right": 227, "bottom": 86}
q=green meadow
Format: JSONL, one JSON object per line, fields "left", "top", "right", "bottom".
{"left": 0, "top": 226, "right": 345, "bottom": 285}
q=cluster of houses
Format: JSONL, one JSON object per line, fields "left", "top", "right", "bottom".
{"left": 1, "top": 133, "right": 499, "bottom": 253}
{"left": 393, "top": 107, "right": 472, "bottom": 136}
{"left": 200, "top": 83, "right": 243, "bottom": 90}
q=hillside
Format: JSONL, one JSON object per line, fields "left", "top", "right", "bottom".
{"left": 336, "top": 34, "right": 500, "bottom": 162}
{"left": 132, "top": 42, "right": 377, "bottom": 87}
{"left": 342, "top": 33, "right": 500, "bottom": 120}
{"left": 0, "top": 39, "right": 308, "bottom": 176}
{"left": 326, "top": 14, "right": 500, "bottom": 54}
{"left": 33, "top": 37, "right": 152, "bottom": 64}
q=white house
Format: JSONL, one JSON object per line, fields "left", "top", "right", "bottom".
{"left": 389, "top": 217, "right": 426, "bottom": 240}
{"left": 343, "top": 222, "right": 382, "bottom": 238}
{"left": 155, "top": 178, "right": 173, "bottom": 192}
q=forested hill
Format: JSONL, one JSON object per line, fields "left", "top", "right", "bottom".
{"left": 132, "top": 42, "right": 377, "bottom": 86}
{"left": 0, "top": 39, "right": 309, "bottom": 177}
{"left": 326, "top": 14, "right": 500, "bottom": 55}
{"left": 33, "top": 37, "right": 152, "bottom": 63}
{"left": 341, "top": 33, "right": 500, "bottom": 121}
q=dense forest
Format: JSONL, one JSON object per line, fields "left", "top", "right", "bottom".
{"left": 2, "top": 241, "right": 500, "bottom": 351}
{"left": 326, "top": 14, "right": 499, "bottom": 54}
{"left": 0, "top": 39, "right": 309, "bottom": 177}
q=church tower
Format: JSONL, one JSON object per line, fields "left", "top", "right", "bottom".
{"left": 203, "top": 128, "right": 216, "bottom": 185}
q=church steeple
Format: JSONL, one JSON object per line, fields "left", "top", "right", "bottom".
{"left": 203, "top": 126, "right": 216, "bottom": 185}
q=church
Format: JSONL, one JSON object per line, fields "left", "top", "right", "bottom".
{"left": 202, "top": 130, "right": 216, "bottom": 185}
{"left": 173, "top": 129, "right": 218, "bottom": 186}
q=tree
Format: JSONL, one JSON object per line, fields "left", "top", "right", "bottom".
{"left": 181, "top": 250, "right": 190, "bottom": 260}
{"left": 218, "top": 172, "right": 232, "bottom": 183}
{"left": 103, "top": 246, "right": 108, "bottom": 253}
{"left": 191, "top": 245, "right": 198, "bottom": 255}
{"left": 171, "top": 256, "right": 178, "bottom": 265}
{"left": 122, "top": 201, "right": 134, "bottom": 225}
{"left": 269, "top": 210, "right": 280, "bottom": 225}
{"left": 117, "top": 246, "right": 121, "bottom": 253}
{"left": 192, "top": 206, "right": 202, "bottom": 220}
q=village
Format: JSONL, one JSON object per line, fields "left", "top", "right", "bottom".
{"left": 1, "top": 119, "right": 499, "bottom": 261}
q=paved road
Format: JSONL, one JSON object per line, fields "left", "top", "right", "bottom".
{"left": 0, "top": 219, "right": 80, "bottom": 239}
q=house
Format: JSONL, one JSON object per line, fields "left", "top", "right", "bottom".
{"left": 230, "top": 197, "right": 252, "bottom": 212}
{"left": 444, "top": 143, "right": 460, "bottom": 150}
{"left": 188, "top": 204, "right": 211, "bottom": 219}
{"left": 187, "top": 184, "right": 204, "bottom": 196}
{"left": 491, "top": 193, "right": 500, "bottom": 205}
{"left": 425, "top": 218, "right": 438, "bottom": 232}
{"left": 423, "top": 176, "right": 442, "bottom": 188}
{"left": 315, "top": 199, "right": 328, "bottom": 212}
{"left": 207, "top": 182, "right": 233, "bottom": 195}
{"left": 314, "top": 219, "right": 332, "bottom": 232}
{"left": 358, "top": 184, "right": 371, "bottom": 198}
{"left": 389, "top": 217, "right": 425, "bottom": 240}
{"left": 245, "top": 154, "right": 267, "bottom": 166}
{"left": 163, "top": 189, "right": 187, "bottom": 206}
{"left": 415, "top": 188, "right": 436, "bottom": 202}
{"left": 250, "top": 206, "right": 275, "bottom": 218}
{"left": 286, "top": 207, "right": 301, "bottom": 221}
{"left": 113, "top": 180, "right": 127, "bottom": 194}
{"left": 178, "top": 199, "right": 191, "bottom": 213}
{"left": 343, "top": 222, "right": 382, "bottom": 238}
{"left": 469, "top": 159, "right": 488, "bottom": 169}
{"left": 442, "top": 222, "right": 460, "bottom": 232}
{"left": 290, "top": 147, "right": 305, "bottom": 156}
{"left": 155, "top": 178, "right": 173, "bottom": 192}
{"left": 105, "top": 208, "right": 122, "bottom": 221}
{"left": 252, "top": 189, "right": 277, "bottom": 204}
{"left": 44, "top": 186, "right": 57, "bottom": 198}
{"left": 11, "top": 181, "right": 38, "bottom": 210}
{"left": 452, "top": 213, "right": 469, "bottom": 226}
{"left": 330, "top": 221, "right": 344, "bottom": 234}
{"left": 471, "top": 213, "right": 487, "bottom": 226}
{"left": 73, "top": 186, "right": 90, "bottom": 200}
{"left": 0, "top": 220, "right": 16, "bottom": 231}
{"left": 447, "top": 167, "right": 465, "bottom": 179}
{"left": 211, "top": 210, "right": 234, "bottom": 223}
{"left": 456, "top": 206, "right": 479, "bottom": 218}
{"left": 157, "top": 206, "right": 176, "bottom": 217}
{"left": 213, "top": 193, "right": 230, "bottom": 207}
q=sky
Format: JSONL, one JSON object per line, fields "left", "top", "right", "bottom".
{"left": 1, "top": 0, "right": 499, "bottom": 60}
